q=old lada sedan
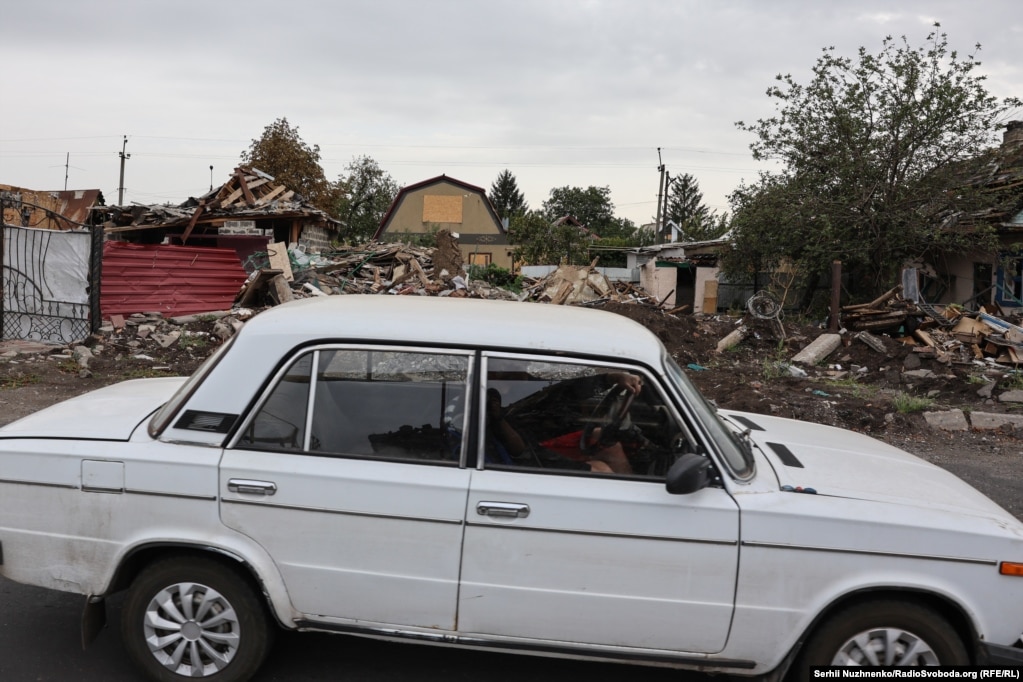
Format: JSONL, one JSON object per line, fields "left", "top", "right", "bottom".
{"left": 2, "top": 295, "right": 1023, "bottom": 681}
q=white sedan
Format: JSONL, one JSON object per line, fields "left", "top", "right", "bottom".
{"left": 2, "top": 295, "right": 1023, "bottom": 681}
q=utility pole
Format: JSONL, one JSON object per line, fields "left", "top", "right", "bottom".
{"left": 662, "top": 171, "right": 671, "bottom": 243}
{"left": 209, "top": 165, "right": 214, "bottom": 192}
{"left": 117, "top": 136, "right": 130, "bottom": 205}
{"left": 64, "top": 153, "right": 70, "bottom": 191}
{"left": 654, "top": 148, "right": 666, "bottom": 245}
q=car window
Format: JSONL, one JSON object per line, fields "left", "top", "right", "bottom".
{"left": 236, "top": 348, "right": 470, "bottom": 463}
{"left": 481, "top": 356, "right": 693, "bottom": 478}
{"left": 148, "top": 333, "right": 237, "bottom": 437}
{"left": 663, "top": 353, "right": 753, "bottom": 479}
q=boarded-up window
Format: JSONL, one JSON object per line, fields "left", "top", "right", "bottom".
{"left": 423, "top": 195, "right": 463, "bottom": 223}
{"left": 469, "top": 252, "right": 491, "bottom": 266}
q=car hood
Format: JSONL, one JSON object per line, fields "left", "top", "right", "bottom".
{"left": 0, "top": 377, "right": 188, "bottom": 441}
{"left": 719, "top": 409, "right": 1012, "bottom": 521}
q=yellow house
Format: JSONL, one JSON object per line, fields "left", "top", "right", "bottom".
{"left": 374, "top": 175, "right": 514, "bottom": 270}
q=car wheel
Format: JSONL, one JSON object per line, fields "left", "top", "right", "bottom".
{"left": 797, "top": 600, "right": 967, "bottom": 672}
{"left": 121, "top": 556, "right": 273, "bottom": 681}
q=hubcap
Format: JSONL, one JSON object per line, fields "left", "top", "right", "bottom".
{"left": 143, "top": 581, "right": 241, "bottom": 677}
{"left": 832, "top": 627, "right": 939, "bottom": 666}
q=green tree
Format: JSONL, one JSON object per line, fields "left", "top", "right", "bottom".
{"left": 508, "top": 210, "right": 590, "bottom": 265}
{"left": 664, "top": 173, "right": 729, "bottom": 243}
{"left": 725, "top": 25, "right": 1020, "bottom": 300}
{"left": 541, "top": 185, "right": 618, "bottom": 237}
{"left": 665, "top": 173, "right": 710, "bottom": 236}
{"left": 488, "top": 169, "right": 528, "bottom": 221}
{"left": 332, "top": 155, "right": 400, "bottom": 243}
{"left": 240, "top": 117, "right": 332, "bottom": 211}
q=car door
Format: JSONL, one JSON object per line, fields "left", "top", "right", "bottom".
{"left": 220, "top": 345, "right": 472, "bottom": 630}
{"left": 458, "top": 353, "right": 739, "bottom": 653}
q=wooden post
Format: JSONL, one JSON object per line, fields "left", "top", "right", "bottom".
{"left": 829, "top": 260, "right": 842, "bottom": 331}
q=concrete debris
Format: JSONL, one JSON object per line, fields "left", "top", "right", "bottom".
{"left": 791, "top": 333, "right": 842, "bottom": 365}
{"left": 715, "top": 326, "right": 749, "bottom": 354}
{"left": 923, "top": 409, "right": 969, "bottom": 431}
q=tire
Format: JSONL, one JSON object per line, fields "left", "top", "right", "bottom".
{"left": 121, "top": 556, "right": 274, "bottom": 682}
{"left": 793, "top": 600, "right": 967, "bottom": 678}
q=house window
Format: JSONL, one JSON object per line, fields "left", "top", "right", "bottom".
{"left": 469, "top": 252, "right": 491, "bottom": 266}
{"left": 996, "top": 254, "right": 1023, "bottom": 307}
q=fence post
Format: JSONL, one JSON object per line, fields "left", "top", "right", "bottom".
{"left": 89, "top": 224, "right": 104, "bottom": 334}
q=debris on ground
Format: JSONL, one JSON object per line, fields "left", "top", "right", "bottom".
{"left": 3, "top": 236, "right": 1023, "bottom": 446}
{"left": 236, "top": 240, "right": 662, "bottom": 308}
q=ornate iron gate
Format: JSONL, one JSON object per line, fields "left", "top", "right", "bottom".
{"left": 2, "top": 223, "right": 102, "bottom": 343}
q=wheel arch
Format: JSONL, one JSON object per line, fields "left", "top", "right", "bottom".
{"left": 106, "top": 542, "right": 290, "bottom": 628}
{"left": 788, "top": 587, "right": 980, "bottom": 665}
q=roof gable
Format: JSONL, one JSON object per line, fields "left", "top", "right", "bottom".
{"left": 375, "top": 174, "right": 504, "bottom": 238}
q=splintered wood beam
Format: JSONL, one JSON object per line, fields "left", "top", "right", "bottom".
{"left": 220, "top": 188, "right": 244, "bottom": 206}
{"left": 841, "top": 285, "right": 904, "bottom": 312}
{"left": 255, "top": 185, "right": 287, "bottom": 205}
{"left": 181, "top": 204, "right": 205, "bottom": 244}
{"left": 237, "top": 172, "right": 256, "bottom": 205}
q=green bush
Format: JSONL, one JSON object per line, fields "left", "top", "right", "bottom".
{"left": 468, "top": 264, "right": 523, "bottom": 293}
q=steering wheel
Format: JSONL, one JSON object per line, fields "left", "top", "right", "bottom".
{"left": 580, "top": 387, "right": 635, "bottom": 455}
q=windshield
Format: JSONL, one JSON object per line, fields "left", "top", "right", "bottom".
{"left": 663, "top": 353, "right": 753, "bottom": 479}
{"left": 147, "top": 333, "right": 237, "bottom": 438}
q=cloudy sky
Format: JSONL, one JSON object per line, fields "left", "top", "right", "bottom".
{"left": 2, "top": 0, "right": 1020, "bottom": 227}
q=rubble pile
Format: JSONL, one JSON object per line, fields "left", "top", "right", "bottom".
{"left": 237, "top": 240, "right": 662, "bottom": 309}
{"left": 840, "top": 285, "right": 1023, "bottom": 368}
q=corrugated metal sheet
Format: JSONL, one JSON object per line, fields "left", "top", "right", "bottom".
{"left": 101, "top": 242, "right": 248, "bottom": 318}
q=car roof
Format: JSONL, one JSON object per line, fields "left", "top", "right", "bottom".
{"left": 241, "top": 295, "right": 666, "bottom": 365}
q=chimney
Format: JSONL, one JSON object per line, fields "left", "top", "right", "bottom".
{"left": 1003, "top": 120, "right": 1023, "bottom": 150}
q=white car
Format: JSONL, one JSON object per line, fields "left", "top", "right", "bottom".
{"left": 2, "top": 295, "right": 1023, "bottom": 681}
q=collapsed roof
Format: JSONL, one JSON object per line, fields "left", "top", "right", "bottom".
{"left": 94, "top": 166, "right": 341, "bottom": 243}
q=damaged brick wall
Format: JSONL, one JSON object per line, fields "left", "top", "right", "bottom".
{"left": 298, "top": 223, "right": 332, "bottom": 254}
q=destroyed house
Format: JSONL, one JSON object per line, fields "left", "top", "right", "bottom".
{"left": 94, "top": 167, "right": 342, "bottom": 266}
{"left": 374, "top": 175, "right": 514, "bottom": 270}
{"left": 927, "top": 121, "right": 1023, "bottom": 312}
{"left": 0, "top": 185, "right": 105, "bottom": 230}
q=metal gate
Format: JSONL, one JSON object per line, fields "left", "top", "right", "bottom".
{"left": 2, "top": 223, "right": 102, "bottom": 343}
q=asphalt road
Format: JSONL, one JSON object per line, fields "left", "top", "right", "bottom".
{"left": 0, "top": 577, "right": 701, "bottom": 681}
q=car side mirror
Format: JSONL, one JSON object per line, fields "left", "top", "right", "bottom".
{"left": 665, "top": 454, "right": 711, "bottom": 495}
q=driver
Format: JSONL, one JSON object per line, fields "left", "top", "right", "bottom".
{"left": 486, "top": 372, "right": 642, "bottom": 475}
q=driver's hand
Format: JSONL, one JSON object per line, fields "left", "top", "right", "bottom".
{"left": 610, "top": 372, "right": 643, "bottom": 395}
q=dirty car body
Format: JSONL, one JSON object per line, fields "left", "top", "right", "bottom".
{"left": 2, "top": 295, "right": 1023, "bottom": 681}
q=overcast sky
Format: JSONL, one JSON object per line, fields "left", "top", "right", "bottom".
{"left": 2, "top": 0, "right": 1019, "bottom": 227}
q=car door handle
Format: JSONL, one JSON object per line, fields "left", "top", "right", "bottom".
{"left": 476, "top": 501, "right": 530, "bottom": 518}
{"left": 227, "top": 478, "right": 278, "bottom": 496}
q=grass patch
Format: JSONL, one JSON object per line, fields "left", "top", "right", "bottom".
{"left": 178, "top": 332, "right": 210, "bottom": 351}
{"left": 0, "top": 373, "right": 42, "bottom": 389}
{"left": 822, "top": 377, "right": 879, "bottom": 401}
{"left": 55, "top": 358, "right": 81, "bottom": 374}
{"left": 892, "top": 392, "right": 935, "bottom": 413}
{"left": 1002, "top": 371, "right": 1023, "bottom": 391}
